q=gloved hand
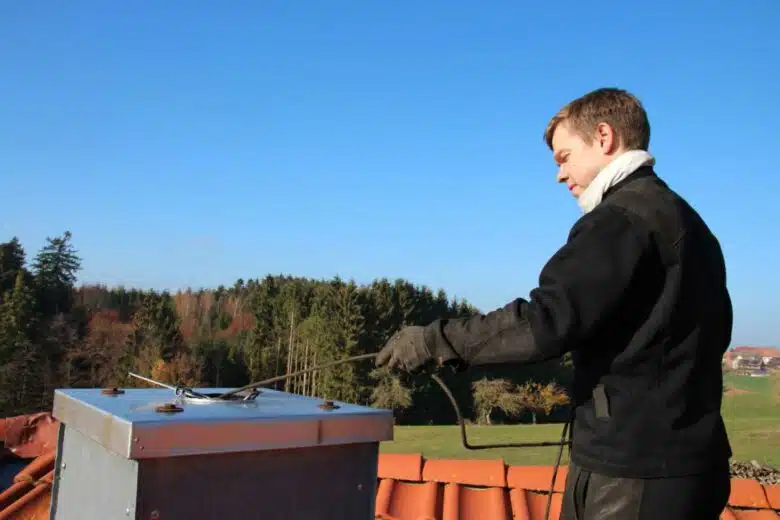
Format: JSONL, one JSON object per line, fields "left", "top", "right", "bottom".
{"left": 375, "top": 326, "right": 435, "bottom": 373}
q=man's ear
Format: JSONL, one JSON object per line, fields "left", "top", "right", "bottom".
{"left": 595, "top": 122, "right": 618, "bottom": 155}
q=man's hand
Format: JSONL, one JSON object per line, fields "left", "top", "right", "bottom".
{"left": 375, "top": 326, "right": 434, "bottom": 373}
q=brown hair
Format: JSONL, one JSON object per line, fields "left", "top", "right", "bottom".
{"left": 543, "top": 88, "right": 651, "bottom": 151}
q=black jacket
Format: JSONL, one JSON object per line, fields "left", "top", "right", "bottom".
{"left": 423, "top": 166, "right": 733, "bottom": 478}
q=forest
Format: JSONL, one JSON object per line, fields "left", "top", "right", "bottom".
{"left": 0, "top": 232, "right": 572, "bottom": 425}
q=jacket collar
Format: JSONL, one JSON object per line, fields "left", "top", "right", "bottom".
{"left": 603, "top": 165, "right": 657, "bottom": 200}
{"left": 577, "top": 150, "right": 656, "bottom": 213}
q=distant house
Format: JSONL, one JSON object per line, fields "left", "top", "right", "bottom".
{"left": 723, "top": 346, "right": 780, "bottom": 375}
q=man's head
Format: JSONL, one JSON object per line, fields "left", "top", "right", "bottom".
{"left": 544, "top": 88, "right": 651, "bottom": 198}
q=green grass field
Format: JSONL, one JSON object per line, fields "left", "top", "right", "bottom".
{"left": 380, "top": 373, "right": 780, "bottom": 468}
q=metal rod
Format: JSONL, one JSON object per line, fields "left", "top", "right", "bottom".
{"left": 215, "top": 352, "right": 379, "bottom": 399}
{"left": 429, "top": 373, "right": 571, "bottom": 449}
{"left": 128, "top": 372, "right": 176, "bottom": 390}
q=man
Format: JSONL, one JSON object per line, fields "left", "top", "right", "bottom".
{"left": 375, "top": 88, "right": 733, "bottom": 519}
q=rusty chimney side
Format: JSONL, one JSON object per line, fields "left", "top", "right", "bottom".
{"left": 48, "top": 386, "right": 394, "bottom": 519}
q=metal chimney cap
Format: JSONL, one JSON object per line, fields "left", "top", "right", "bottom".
{"left": 52, "top": 387, "right": 393, "bottom": 460}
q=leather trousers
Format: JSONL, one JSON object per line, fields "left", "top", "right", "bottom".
{"left": 559, "top": 461, "right": 731, "bottom": 520}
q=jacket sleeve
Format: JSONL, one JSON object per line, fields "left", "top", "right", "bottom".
{"left": 422, "top": 206, "right": 654, "bottom": 366}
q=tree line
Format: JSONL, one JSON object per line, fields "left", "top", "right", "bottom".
{"left": 0, "top": 232, "right": 572, "bottom": 424}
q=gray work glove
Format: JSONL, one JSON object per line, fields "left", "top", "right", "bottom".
{"left": 375, "top": 326, "right": 435, "bottom": 373}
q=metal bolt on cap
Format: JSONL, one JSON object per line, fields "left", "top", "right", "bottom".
{"left": 155, "top": 403, "right": 183, "bottom": 413}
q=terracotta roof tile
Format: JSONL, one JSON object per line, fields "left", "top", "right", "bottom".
{"left": 11, "top": 452, "right": 55, "bottom": 486}
{"left": 440, "top": 485, "right": 510, "bottom": 519}
{"left": 378, "top": 453, "right": 424, "bottom": 481}
{"left": 730, "top": 478, "right": 773, "bottom": 509}
{"left": 375, "top": 479, "right": 441, "bottom": 519}
{"left": 374, "top": 454, "right": 780, "bottom": 519}
{"left": 525, "top": 491, "right": 563, "bottom": 520}
{"left": 507, "top": 464, "right": 568, "bottom": 492}
{"left": 725, "top": 510, "right": 780, "bottom": 519}
{"left": 765, "top": 485, "right": 780, "bottom": 510}
{"left": 422, "top": 458, "right": 507, "bottom": 487}
{"left": 1, "top": 413, "right": 779, "bottom": 519}
{"left": 0, "top": 463, "right": 54, "bottom": 520}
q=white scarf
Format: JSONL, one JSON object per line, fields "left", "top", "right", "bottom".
{"left": 577, "top": 150, "right": 655, "bottom": 213}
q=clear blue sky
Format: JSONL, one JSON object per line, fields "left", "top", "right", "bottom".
{"left": 2, "top": 1, "right": 778, "bottom": 347}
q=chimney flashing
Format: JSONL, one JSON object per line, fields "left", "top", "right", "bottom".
{"left": 51, "top": 387, "right": 394, "bottom": 459}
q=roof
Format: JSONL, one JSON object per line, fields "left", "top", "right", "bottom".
{"left": 1, "top": 413, "right": 779, "bottom": 519}
{"left": 730, "top": 346, "right": 780, "bottom": 358}
{"left": 0, "top": 413, "right": 58, "bottom": 520}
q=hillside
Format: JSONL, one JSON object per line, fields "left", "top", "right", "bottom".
{"left": 0, "top": 232, "right": 572, "bottom": 426}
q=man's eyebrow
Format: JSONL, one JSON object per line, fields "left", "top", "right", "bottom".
{"left": 554, "top": 149, "right": 569, "bottom": 164}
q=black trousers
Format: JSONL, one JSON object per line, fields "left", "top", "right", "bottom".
{"left": 559, "top": 461, "right": 731, "bottom": 520}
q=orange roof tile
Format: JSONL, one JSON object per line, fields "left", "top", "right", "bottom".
{"left": 375, "top": 455, "right": 780, "bottom": 519}
{"left": 0, "top": 414, "right": 778, "bottom": 519}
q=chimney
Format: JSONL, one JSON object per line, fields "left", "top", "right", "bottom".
{"left": 48, "top": 385, "right": 393, "bottom": 519}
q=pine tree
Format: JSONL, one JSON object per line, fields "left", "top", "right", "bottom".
{"left": 0, "top": 237, "right": 29, "bottom": 300}
{"left": 32, "top": 231, "right": 81, "bottom": 316}
{"left": 0, "top": 271, "right": 44, "bottom": 414}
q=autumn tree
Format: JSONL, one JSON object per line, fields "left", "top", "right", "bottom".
{"left": 472, "top": 377, "right": 526, "bottom": 425}
{"left": 150, "top": 353, "right": 202, "bottom": 388}
{"left": 124, "top": 291, "right": 191, "bottom": 384}
{"left": 66, "top": 309, "right": 133, "bottom": 387}
{"left": 516, "top": 380, "right": 570, "bottom": 424}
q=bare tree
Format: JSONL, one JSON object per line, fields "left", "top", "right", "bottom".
{"left": 369, "top": 366, "right": 413, "bottom": 415}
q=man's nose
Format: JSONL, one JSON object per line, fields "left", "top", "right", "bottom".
{"left": 556, "top": 168, "right": 567, "bottom": 183}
